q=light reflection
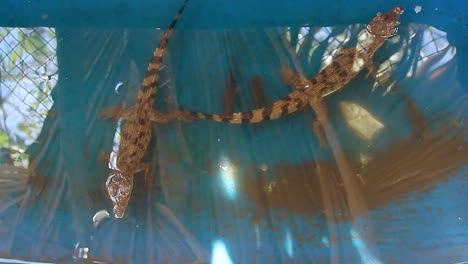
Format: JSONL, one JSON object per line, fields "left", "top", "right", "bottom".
{"left": 264, "top": 180, "right": 276, "bottom": 193}
{"left": 414, "top": 5, "right": 422, "bottom": 13}
{"left": 324, "top": 29, "right": 352, "bottom": 68}
{"left": 284, "top": 230, "right": 293, "bottom": 257}
{"left": 255, "top": 224, "right": 261, "bottom": 248}
{"left": 323, "top": 55, "right": 333, "bottom": 69}
{"left": 108, "top": 119, "right": 122, "bottom": 170}
{"left": 339, "top": 101, "right": 384, "bottom": 142}
{"left": 357, "top": 29, "right": 374, "bottom": 51}
{"left": 373, "top": 48, "right": 405, "bottom": 93}
{"left": 73, "top": 242, "right": 89, "bottom": 260}
{"left": 0, "top": 258, "right": 53, "bottom": 264}
{"left": 211, "top": 240, "right": 233, "bottom": 264}
{"left": 421, "top": 26, "right": 449, "bottom": 57}
{"left": 321, "top": 236, "right": 329, "bottom": 247}
{"left": 114, "top": 81, "right": 123, "bottom": 94}
{"left": 92, "top": 209, "right": 110, "bottom": 227}
{"left": 258, "top": 163, "right": 268, "bottom": 172}
{"left": 218, "top": 156, "right": 238, "bottom": 200}
{"left": 352, "top": 57, "right": 365, "bottom": 73}
{"left": 285, "top": 27, "right": 291, "bottom": 43}
{"left": 299, "top": 26, "right": 310, "bottom": 36}
{"left": 405, "top": 27, "right": 455, "bottom": 79}
{"left": 350, "top": 229, "right": 382, "bottom": 264}
{"left": 427, "top": 46, "right": 456, "bottom": 74}
{"left": 314, "top": 27, "right": 332, "bottom": 42}
{"left": 307, "top": 44, "right": 318, "bottom": 63}
{"left": 295, "top": 26, "right": 310, "bottom": 53}
{"left": 359, "top": 153, "right": 372, "bottom": 167}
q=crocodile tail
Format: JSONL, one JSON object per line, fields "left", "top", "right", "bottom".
{"left": 182, "top": 91, "right": 309, "bottom": 124}
{"left": 139, "top": 0, "right": 190, "bottom": 100}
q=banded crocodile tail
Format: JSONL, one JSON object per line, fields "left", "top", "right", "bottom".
{"left": 138, "top": 0, "right": 190, "bottom": 99}
{"left": 181, "top": 91, "right": 310, "bottom": 124}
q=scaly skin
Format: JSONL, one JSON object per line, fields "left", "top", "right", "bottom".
{"left": 105, "top": 0, "right": 190, "bottom": 219}
{"left": 181, "top": 6, "right": 403, "bottom": 124}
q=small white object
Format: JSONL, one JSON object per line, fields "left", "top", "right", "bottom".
{"left": 92, "top": 209, "right": 110, "bottom": 227}
{"left": 114, "top": 82, "right": 123, "bottom": 94}
{"left": 414, "top": 5, "right": 422, "bottom": 13}
{"left": 73, "top": 242, "right": 89, "bottom": 259}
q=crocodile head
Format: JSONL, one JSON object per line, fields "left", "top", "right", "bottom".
{"left": 367, "top": 6, "right": 404, "bottom": 38}
{"left": 105, "top": 170, "right": 133, "bottom": 218}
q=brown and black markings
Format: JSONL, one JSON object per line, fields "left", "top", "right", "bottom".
{"left": 101, "top": 0, "right": 191, "bottom": 219}
{"left": 179, "top": 6, "right": 403, "bottom": 124}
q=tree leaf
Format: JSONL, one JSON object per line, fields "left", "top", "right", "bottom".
{"left": 0, "top": 131, "right": 9, "bottom": 147}
{"left": 22, "top": 35, "right": 48, "bottom": 64}
{"left": 9, "top": 47, "right": 24, "bottom": 66}
{"left": 22, "top": 35, "right": 44, "bottom": 53}
{"left": 17, "top": 122, "right": 34, "bottom": 139}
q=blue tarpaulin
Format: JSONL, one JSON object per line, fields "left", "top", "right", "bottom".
{"left": 0, "top": 0, "right": 467, "bottom": 263}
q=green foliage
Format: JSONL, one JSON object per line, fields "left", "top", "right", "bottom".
{"left": 1, "top": 28, "right": 53, "bottom": 79}
{"left": 18, "top": 30, "right": 50, "bottom": 64}
{"left": 17, "top": 121, "right": 39, "bottom": 140}
{"left": 0, "top": 27, "right": 57, "bottom": 149}
{"left": 9, "top": 47, "right": 23, "bottom": 66}
{"left": 0, "top": 130, "right": 9, "bottom": 147}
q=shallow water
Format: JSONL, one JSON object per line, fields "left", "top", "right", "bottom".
{"left": 0, "top": 3, "right": 467, "bottom": 264}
